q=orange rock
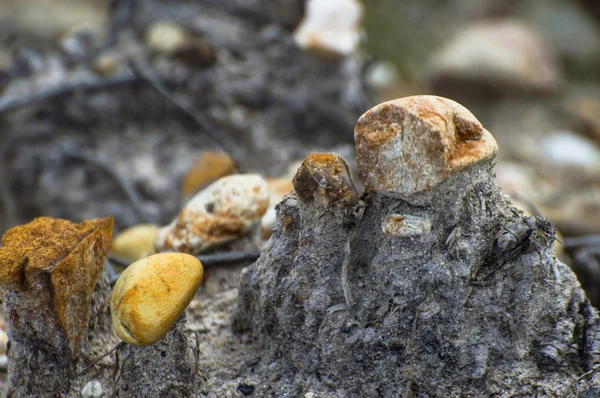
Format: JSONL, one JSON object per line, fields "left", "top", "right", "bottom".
{"left": 262, "top": 177, "right": 295, "bottom": 238}
{"left": 0, "top": 216, "right": 113, "bottom": 356}
{"left": 292, "top": 153, "right": 358, "bottom": 208}
{"left": 180, "top": 151, "right": 237, "bottom": 197}
{"left": 355, "top": 95, "right": 498, "bottom": 196}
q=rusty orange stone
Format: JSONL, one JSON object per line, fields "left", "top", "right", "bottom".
{"left": 292, "top": 153, "right": 358, "bottom": 208}
{"left": 180, "top": 151, "right": 237, "bottom": 197}
{"left": 0, "top": 216, "right": 113, "bottom": 356}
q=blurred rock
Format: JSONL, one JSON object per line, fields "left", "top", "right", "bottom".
{"left": 110, "top": 224, "right": 159, "bottom": 263}
{"left": 157, "top": 174, "right": 269, "bottom": 254}
{"left": 426, "top": 20, "right": 560, "bottom": 99}
{"left": 91, "top": 51, "right": 120, "bottom": 76}
{"left": 293, "top": 0, "right": 363, "bottom": 58}
{"left": 180, "top": 151, "right": 237, "bottom": 197}
{"left": 564, "top": 96, "right": 600, "bottom": 143}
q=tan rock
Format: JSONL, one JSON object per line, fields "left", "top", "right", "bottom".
{"left": 111, "top": 253, "right": 203, "bottom": 345}
{"left": 292, "top": 153, "right": 358, "bottom": 208}
{"left": 157, "top": 174, "right": 269, "bottom": 254}
{"left": 0, "top": 329, "right": 7, "bottom": 355}
{"left": 91, "top": 51, "right": 119, "bottom": 76}
{"left": 426, "top": 20, "right": 560, "bottom": 93}
{"left": 354, "top": 95, "right": 498, "bottom": 196}
{"left": 0, "top": 216, "right": 113, "bottom": 356}
{"left": 145, "top": 21, "right": 187, "bottom": 54}
{"left": 181, "top": 151, "right": 237, "bottom": 197}
{"left": 110, "top": 224, "right": 159, "bottom": 263}
{"left": 293, "top": 0, "right": 363, "bottom": 58}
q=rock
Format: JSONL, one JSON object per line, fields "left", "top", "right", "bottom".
{"left": 354, "top": 95, "right": 498, "bottom": 196}
{"left": 539, "top": 131, "right": 600, "bottom": 170}
{"left": 110, "top": 224, "right": 159, "bottom": 263}
{"left": 261, "top": 177, "right": 294, "bottom": 238}
{"left": 293, "top": 0, "right": 363, "bottom": 58}
{"left": 91, "top": 51, "right": 120, "bottom": 76}
{"left": 111, "top": 252, "right": 203, "bottom": 345}
{"left": 157, "top": 174, "right": 269, "bottom": 254}
{"left": 81, "top": 380, "right": 103, "bottom": 398}
{"left": 235, "top": 96, "right": 599, "bottom": 396}
{"left": 0, "top": 216, "right": 116, "bottom": 396}
{"left": 180, "top": 151, "right": 237, "bottom": 197}
{"left": 0, "top": 216, "right": 113, "bottom": 356}
{"left": 145, "top": 21, "right": 188, "bottom": 54}
{"left": 292, "top": 153, "right": 358, "bottom": 208}
{"left": 0, "top": 329, "right": 7, "bottom": 355}
{"left": 426, "top": 20, "right": 560, "bottom": 96}
{"left": 145, "top": 20, "right": 216, "bottom": 68}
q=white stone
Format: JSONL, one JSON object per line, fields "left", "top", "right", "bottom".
{"left": 293, "top": 0, "right": 363, "bottom": 57}
{"left": 81, "top": 380, "right": 103, "bottom": 398}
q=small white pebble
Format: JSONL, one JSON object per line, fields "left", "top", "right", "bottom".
{"left": 0, "top": 355, "right": 7, "bottom": 369}
{"left": 305, "top": 392, "right": 316, "bottom": 398}
{"left": 81, "top": 380, "right": 103, "bottom": 398}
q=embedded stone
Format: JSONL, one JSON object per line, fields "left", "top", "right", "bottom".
{"left": 293, "top": 0, "right": 363, "bottom": 58}
{"left": 0, "top": 216, "right": 113, "bottom": 356}
{"left": 354, "top": 95, "right": 498, "bottom": 196}
{"left": 157, "top": 174, "right": 269, "bottom": 254}
{"left": 110, "top": 224, "right": 159, "bottom": 263}
{"left": 292, "top": 153, "right": 358, "bottom": 208}
{"left": 110, "top": 253, "right": 203, "bottom": 345}
{"left": 181, "top": 151, "right": 237, "bottom": 197}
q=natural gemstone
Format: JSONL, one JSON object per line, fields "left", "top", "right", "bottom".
{"left": 111, "top": 224, "right": 159, "bottom": 263}
{"left": 111, "top": 253, "right": 203, "bottom": 345}
{"left": 292, "top": 153, "right": 358, "bottom": 208}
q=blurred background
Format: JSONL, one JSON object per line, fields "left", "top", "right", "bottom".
{"left": 0, "top": 0, "right": 599, "bottom": 305}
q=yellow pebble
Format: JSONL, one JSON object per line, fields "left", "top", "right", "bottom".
{"left": 110, "top": 224, "right": 159, "bottom": 263}
{"left": 111, "top": 253, "right": 203, "bottom": 345}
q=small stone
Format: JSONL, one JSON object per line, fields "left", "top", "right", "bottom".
{"left": 81, "top": 380, "right": 103, "bottom": 398}
{"left": 0, "top": 216, "right": 113, "bottom": 356}
{"left": 426, "top": 20, "right": 560, "bottom": 94}
{"left": 237, "top": 382, "right": 255, "bottom": 396}
{"left": 292, "top": 153, "right": 358, "bottom": 208}
{"left": 293, "top": 0, "right": 363, "bottom": 58}
{"left": 181, "top": 151, "right": 237, "bottom": 197}
{"left": 157, "top": 174, "right": 269, "bottom": 254}
{"left": 145, "top": 21, "right": 187, "bottom": 54}
{"left": 111, "top": 253, "right": 203, "bottom": 345}
{"left": 91, "top": 51, "right": 119, "bottom": 76}
{"left": 354, "top": 95, "right": 498, "bottom": 196}
{"left": 171, "top": 35, "right": 217, "bottom": 69}
{"left": 111, "top": 224, "right": 159, "bottom": 263}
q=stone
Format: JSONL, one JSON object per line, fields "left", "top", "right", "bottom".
{"left": 426, "top": 20, "right": 560, "bottom": 95}
{"left": 111, "top": 253, "right": 203, "bottom": 345}
{"left": 157, "top": 174, "right": 269, "bottom": 254}
{"left": 354, "top": 95, "right": 498, "bottom": 196}
{"left": 293, "top": 0, "right": 363, "bottom": 58}
{"left": 81, "top": 380, "right": 103, "bottom": 398}
{"left": 145, "top": 21, "right": 187, "bottom": 54}
{"left": 0, "top": 216, "right": 113, "bottom": 356}
{"left": 234, "top": 96, "right": 600, "bottom": 396}
{"left": 292, "top": 153, "right": 358, "bottom": 208}
{"left": 110, "top": 224, "right": 159, "bottom": 263}
{"left": 180, "top": 151, "right": 237, "bottom": 197}
{"left": 91, "top": 51, "right": 120, "bottom": 76}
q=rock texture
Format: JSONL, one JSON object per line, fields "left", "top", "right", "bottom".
{"left": 234, "top": 96, "right": 600, "bottom": 397}
{"left": 0, "top": 216, "right": 117, "bottom": 396}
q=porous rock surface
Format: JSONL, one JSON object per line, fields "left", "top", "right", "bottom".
{"left": 233, "top": 96, "right": 600, "bottom": 397}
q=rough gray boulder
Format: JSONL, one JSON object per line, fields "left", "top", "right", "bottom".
{"left": 234, "top": 95, "right": 600, "bottom": 397}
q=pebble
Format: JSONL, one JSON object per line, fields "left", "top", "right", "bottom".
{"left": 293, "top": 0, "right": 363, "bottom": 58}
{"left": 110, "top": 224, "right": 159, "bottom": 263}
{"left": 157, "top": 174, "right": 269, "bottom": 254}
{"left": 111, "top": 253, "right": 203, "bottom": 345}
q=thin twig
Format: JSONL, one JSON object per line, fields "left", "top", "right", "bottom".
{"left": 55, "top": 342, "right": 126, "bottom": 395}
{"left": 0, "top": 74, "right": 139, "bottom": 114}
{"left": 109, "top": 250, "right": 261, "bottom": 285}
{"left": 127, "top": 59, "right": 242, "bottom": 170}
{"left": 62, "top": 149, "right": 158, "bottom": 224}
{"left": 564, "top": 235, "right": 600, "bottom": 248}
